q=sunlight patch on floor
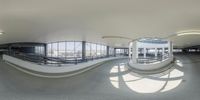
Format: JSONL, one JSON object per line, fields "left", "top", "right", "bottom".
{"left": 110, "top": 76, "right": 119, "bottom": 88}
{"left": 176, "top": 60, "right": 183, "bottom": 67}
{"left": 110, "top": 63, "right": 184, "bottom": 93}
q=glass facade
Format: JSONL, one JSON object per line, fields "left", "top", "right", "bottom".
{"left": 116, "top": 49, "right": 124, "bottom": 56}
{"left": 52, "top": 43, "right": 58, "bottom": 57}
{"left": 47, "top": 41, "right": 82, "bottom": 60}
{"left": 47, "top": 44, "right": 52, "bottom": 57}
{"left": 58, "top": 42, "right": 65, "bottom": 58}
{"left": 173, "top": 49, "right": 182, "bottom": 53}
{"left": 35, "top": 46, "right": 45, "bottom": 55}
{"left": 115, "top": 48, "right": 129, "bottom": 56}
{"left": 86, "top": 43, "right": 91, "bottom": 57}
{"left": 74, "top": 42, "right": 82, "bottom": 59}
{"left": 47, "top": 41, "right": 127, "bottom": 62}
{"left": 85, "top": 42, "right": 107, "bottom": 59}
{"left": 66, "top": 42, "right": 75, "bottom": 59}
{"left": 109, "top": 47, "right": 115, "bottom": 56}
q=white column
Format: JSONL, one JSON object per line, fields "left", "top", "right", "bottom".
{"left": 131, "top": 41, "right": 137, "bottom": 63}
{"left": 136, "top": 44, "right": 138, "bottom": 59}
{"left": 144, "top": 48, "right": 146, "bottom": 58}
{"left": 170, "top": 42, "right": 173, "bottom": 57}
{"left": 155, "top": 48, "right": 158, "bottom": 58}
{"left": 168, "top": 41, "right": 173, "bottom": 57}
{"left": 129, "top": 42, "right": 132, "bottom": 59}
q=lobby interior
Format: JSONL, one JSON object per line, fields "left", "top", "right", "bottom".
{"left": 0, "top": 0, "right": 200, "bottom": 100}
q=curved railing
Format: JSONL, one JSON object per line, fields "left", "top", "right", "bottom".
{"left": 3, "top": 54, "right": 127, "bottom": 78}
{"left": 128, "top": 56, "right": 174, "bottom": 71}
{"left": 5, "top": 52, "right": 110, "bottom": 66}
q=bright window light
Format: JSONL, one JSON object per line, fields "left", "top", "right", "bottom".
{"left": 177, "top": 30, "right": 200, "bottom": 36}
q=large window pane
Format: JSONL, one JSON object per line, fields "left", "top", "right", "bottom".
{"left": 75, "top": 42, "right": 82, "bottom": 59}
{"left": 116, "top": 49, "right": 120, "bottom": 55}
{"left": 109, "top": 47, "right": 113, "bottom": 56}
{"left": 47, "top": 41, "right": 111, "bottom": 62}
{"left": 91, "top": 43, "right": 96, "bottom": 58}
{"left": 66, "top": 42, "right": 75, "bottom": 59}
{"left": 58, "top": 42, "right": 66, "bottom": 59}
{"left": 47, "top": 44, "right": 52, "bottom": 57}
{"left": 96, "top": 44, "right": 101, "bottom": 57}
{"left": 124, "top": 49, "right": 128, "bottom": 55}
{"left": 116, "top": 48, "right": 125, "bottom": 56}
{"left": 35, "top": 46, "right": 44, "bottom": 55}
{"left": 86, "top": 43, "right": 91, "bottom": 57}
{"left": 52, "top": 43, "right": 58, "bottom": 57}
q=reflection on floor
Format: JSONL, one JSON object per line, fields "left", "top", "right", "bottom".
{"left": 110, "top": 62, "right": 184, "bottom": 93}
{"left": 0, "top": 54, "right": 200, "bottom": 100}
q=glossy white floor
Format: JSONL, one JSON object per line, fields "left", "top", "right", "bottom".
{"left": 0, "top": 54, "right": 199, "bottom": 100}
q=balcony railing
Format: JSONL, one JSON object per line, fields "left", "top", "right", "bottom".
{"left": 4, "top": 51, "right": 113, "bottom": 67}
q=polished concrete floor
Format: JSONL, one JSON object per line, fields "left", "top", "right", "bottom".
{"left": 0, "top": 54, "right": 200, "bottom": 100}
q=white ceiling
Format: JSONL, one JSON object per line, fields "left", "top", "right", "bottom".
{"left": 0, "top": 0, "right": 200, "bottom": 48}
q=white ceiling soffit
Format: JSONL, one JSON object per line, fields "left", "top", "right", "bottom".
{"left": 1, "top": 0, "right": 200, "bottom": 47}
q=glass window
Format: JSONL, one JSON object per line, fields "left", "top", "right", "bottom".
{"left": 35, "top": 46, "right": 44, "bottom": 55}
{"left": 47, "top": 44, "right": 52, "bottom": 57}
{"left": 173, "top": 49, "right": 182, "bottom": 53}
{"left": 35, "top": 46, "right": 40, "bottom": 54}
{"left": 109, "top": 47, "right": 114, "bottom": 56}
{"left": 66, "top": 42, "right": 75, "bottom": 60}
{"left": 124, "top": 49, "right": 128, "bottom": 55}
{"left": 58, "top": 42, "right": 66, "bottom": 59}
{"left": 47, "top": 41, "right": 110, "bottom": 61}
{"left": 116, "top": 48, "right": 126, "bottom": 56}
{"left": 102, "top": 45, "right": 107, "bottom": 56}
{"left": 86, "top": 43, "right": 91, "bottom": 57}
{"left": 91, "top": 43, "right": 97, "bottom": 58}
{"left": 101, "top": 45, "right": 104, "bottom": 56}
{"left": 189, "top": 49, "right": 196, "bottom": 52}
{"left": 96, "top": 44, "right": 101, "bottom": 57}
{"left": 104, "top": 46, "right": 107, "bottom": 56}
{"left": 116, "top": 49, "right": 121, "bottom": 55}
{"left": 52, "top": 43, "right": 58, "bottom": 57}
{"left": 75, "top": 42, "right": 82, "bottom": 59}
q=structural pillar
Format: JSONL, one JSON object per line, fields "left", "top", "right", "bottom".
{"left": 170, "top": 41, "right": 173, "bottom": 57}
{"left": 129, "top": 42, "right": 132, "bottom": 59}
{"left": 155, "top": 48, "right": 158, "bottom": 58}
{"left": 131, "top": 41, "right": 137, "bottom": 63}
{"left": 82, "top": 41, "right": 86, "bottom": 61}
{"left": 44, "top": 44, "right": 47, "bottom": 57}
{"left": 107, "top": 46, "right": 109, "bottom": 57}
{"left": 143, "top": 48, "right": 146, "bottom": 58}
{"left": 168, "top": 41, "right": 173, "bottom": 57}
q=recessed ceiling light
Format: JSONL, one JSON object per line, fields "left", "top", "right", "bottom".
{"left": 0, "top": 32, "right": 4, "bottom": 35}
{"left": 177, "top": 30, "right": 200, "bottom": 36}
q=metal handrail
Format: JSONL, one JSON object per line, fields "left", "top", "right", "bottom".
{"left": 136, "top": 56, "right": 169, "bottom": 64}
{"left": 4, "top": 51, "right": 114, "bottom": 67}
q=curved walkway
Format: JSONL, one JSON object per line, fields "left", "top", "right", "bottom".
{"left": 3, "top": 55, "right": 127, "bottom": 78}
{"left": 0, "top": 54, "right": 199, "bottom": 100}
